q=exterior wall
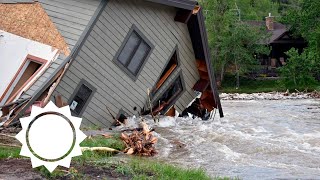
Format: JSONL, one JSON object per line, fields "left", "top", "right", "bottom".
{"left": 53, "top": 0, "right": 200, "bottom": 127}
{"left": 21, "top": 0, "right": 101, "bottom": 99}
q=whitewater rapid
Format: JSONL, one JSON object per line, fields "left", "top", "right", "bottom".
{"left": 116, "top": 99, "right": 320, "bottom": 179}
{"left": 158, "top": 99, "right": 320, "bottom": 179}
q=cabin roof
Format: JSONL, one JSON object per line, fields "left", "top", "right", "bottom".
{"left": 245, "top": 20, "right": 288, "bottom": 44}
{"left": 8, "top": 0, "right": 223, "bottom": 125}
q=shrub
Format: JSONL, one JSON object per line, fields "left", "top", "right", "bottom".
{"left": 279, "top": 48, "right": 318, "bottom": 87}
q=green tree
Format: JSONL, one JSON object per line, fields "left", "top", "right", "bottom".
{"left": 201, "top": 0, "right": 271, "bottom": 88}
{"left": 237, "top": 0, "right": 280, "bottom": 20}
{"left": 220, "top": 22, "right": 270, "bottom": 88}
{"left": 279, "top": 48, "right": 317, "bottom": 87}
{"left": 281, "top": 0, "right": 320, "bottom": 85}
{"left": 282, "top": 0, "right": 320, "bottom": 51}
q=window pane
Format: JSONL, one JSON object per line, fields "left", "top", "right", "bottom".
{"left": 118, "top": 32, "right": 140, "bottom": 65}
{"left": 71, "top": 84, "right": 93, "bottom": 115}
{"left": 127, "top": 41, "right": 150, "bottom": 74}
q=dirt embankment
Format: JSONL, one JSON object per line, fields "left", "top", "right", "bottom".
{"left": 0, "top": 158, "right": 132, "bottom": 180}
{"left": 0, "top": 159, "right": 43, "bottom": 180}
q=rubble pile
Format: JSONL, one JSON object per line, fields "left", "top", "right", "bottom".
{"left": 120, "top": 122, "right": 158, "bottom": 156}
{"left": 220, "top": 91, "right": 320, "bottom": 100}
{"left": 310, "top": 91, "right": 320, "bottom": 98}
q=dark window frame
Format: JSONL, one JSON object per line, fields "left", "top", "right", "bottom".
{"left": 113, "top": 24, "right": 154, "bottom": 81}
{"left": 151, "top": 45, "right": 180, "bottom": 96}
{"left": 68, "top": 79, "right": 97, "bottom": 117}
{"left": 152, "top": 71, "right": 186, "bottom": 113}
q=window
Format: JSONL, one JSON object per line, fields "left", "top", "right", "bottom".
{"left": 69, "top": 79, "right": 96, "bottom": 116}
{"left": 114, "top": 25, "right": 154, "bottom": 80}
{"left": 153, "top": 73, "right": 185, "bottom": 113}
{"left": 153, "top": 47, "right": 179, "bottom": 93}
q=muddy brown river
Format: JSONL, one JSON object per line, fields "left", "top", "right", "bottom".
{"left": 149, "top": 99, "right": 320, "bottom": 179}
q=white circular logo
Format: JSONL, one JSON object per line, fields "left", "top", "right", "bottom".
{"left": 16, "top": 102, "right": 87, "bottom": 172}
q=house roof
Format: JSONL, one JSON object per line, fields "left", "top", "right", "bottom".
{"left": 245, "top": 20, "right": 288, "bottom": 44}
{"left": 9, "top": 0, "right": 223, "bottom": 125}
{"left": 0, "top": 1, "right": 70, "bottom": 55}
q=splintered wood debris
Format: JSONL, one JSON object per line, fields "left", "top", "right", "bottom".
{"left": 121, "top": 121, "right": 158, "bottom": 156}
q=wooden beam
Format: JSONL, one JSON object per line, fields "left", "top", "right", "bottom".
{"left": 155, "top": 64, "right": 177, "bottom": 90}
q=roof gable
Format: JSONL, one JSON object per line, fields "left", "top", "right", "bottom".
{"left": 245, "top": 20, "right": 288, "bottom": 44}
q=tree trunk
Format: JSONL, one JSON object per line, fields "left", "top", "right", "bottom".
{"left": 235, "top": 61, "right": 240, "bottom": 89}
{"left": 236, "top": 70, "right": 240, "bottom": 89}
{"left": 220, "top": 64, "right": 225, "bottom": 83}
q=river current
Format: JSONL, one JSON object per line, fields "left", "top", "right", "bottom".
{"left": 152, "top": 99, "right": 320, "bottom": 179}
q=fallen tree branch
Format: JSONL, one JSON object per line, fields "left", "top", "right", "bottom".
{"left": 81, "top": 147, "right": 120, "bottom": 153}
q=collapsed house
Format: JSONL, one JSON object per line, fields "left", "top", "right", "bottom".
{"left": 0, "top": 0, "right": 223, "bottom": 128}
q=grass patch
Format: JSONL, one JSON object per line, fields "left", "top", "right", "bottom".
{"left": 80, "top": 135, "right": 125, "bottom": 150}
{"left": 0, "top": 136, "right": 230, "bottom": 179}
{"left": 73, "top": 136, "right": 221, "bottom": 179}
{"left": 35, "top": 135, "right": 126, "bottom": 178}
{"left": 75, "top": 135, "right": 126, "bottom": 163}
{"left": 113, "top": 158, "right": 230, "bottom": 180}
{"left": 0, "top": 146, "right": 20, "bottom": 159}
{"left": 36, "top": 166, "right": 84, "bottom": 179}
{"left": 221, "top": 75, "right": 320, "bottom": 93}
{"left": 35, "top": 166, "right": 65, "bottom": 179}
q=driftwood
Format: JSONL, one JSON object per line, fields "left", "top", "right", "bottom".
{"left": 120, "top": 121, "right": 158, "bottom": 156}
